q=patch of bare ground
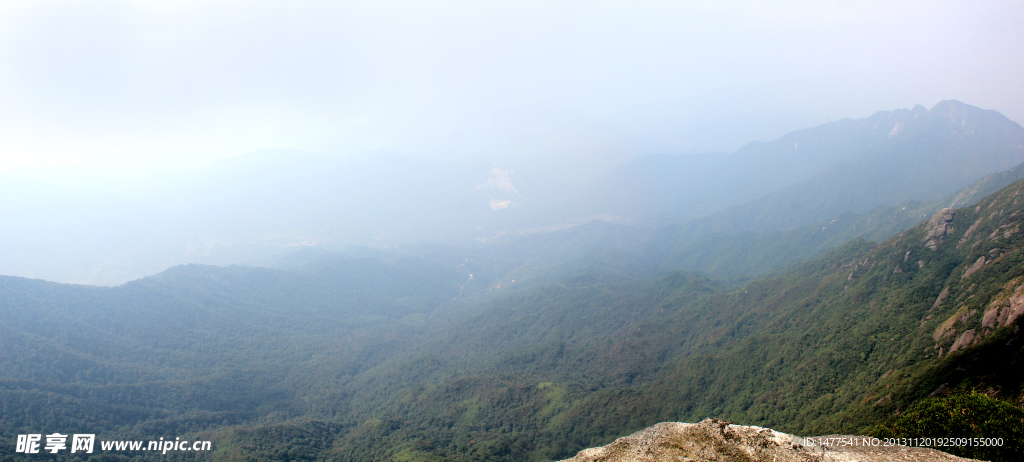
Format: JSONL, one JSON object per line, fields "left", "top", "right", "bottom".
{"left": 559, "top": 419, "right": 981, "bottom": 462}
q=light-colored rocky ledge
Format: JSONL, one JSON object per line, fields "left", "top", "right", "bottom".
{"left": 559, "top": 419, "right": 981, "bottom": 462}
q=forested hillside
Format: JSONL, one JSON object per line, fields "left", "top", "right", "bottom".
{"left": 4, "top": 175, "right": 1024, "bottom": 461}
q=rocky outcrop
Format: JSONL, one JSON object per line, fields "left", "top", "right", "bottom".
{"left": 559, "top": 419, "right": 980, "bottom": 462}
{"left": 933, "top": 277, "right": 1024, "bottom": 355}
{"left": 961, "top": 256, "right": 987, "bottom": 279}
{"left": 949, "top": 329, "right": 977, "bottom": 353}
{"left": 957, "top": 218, "right": 984, "bottom": 247}
{"left": 932, "top": 286, "right": 950, "bottom": 309}
{"left": 924, "top": 208, "right": 956, "bottom": 250}
{"left": 982, "top": 277, "right": 1024, "bottom": 329}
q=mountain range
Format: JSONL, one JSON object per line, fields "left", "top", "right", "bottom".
{"left": 3, "top": 101, "right": 1024, "bottom": 286}
{"left": 2, "top": 100, "right": 1024, "bottom": 461}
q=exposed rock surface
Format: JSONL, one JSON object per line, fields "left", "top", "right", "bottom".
{"left": 982, "top": 277, "right": 1024, "bottom": 329}
{"left": 962, "top": 256, "right": 987, "bottom": 279}
{"left": 933, "top": 286, "right": 950, "bottom": 308}
{"left": 949, "top": 329, "right": 977, "bottom": 353}
{"left": 924, "top": 208, "right": 956, "bottom": 250}
{"left": 559, "top": 419, "right": 980, "bottom": 462}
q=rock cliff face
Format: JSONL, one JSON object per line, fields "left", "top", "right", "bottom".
{"left": 559, "top": 419, "right": 979, "bottom": 462}
{"left": 924, "top": 208, "right": 956, "bottom": 250}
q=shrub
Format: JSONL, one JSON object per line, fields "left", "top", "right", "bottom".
{"left": 874, "top": 391, "right": 1024, "bottom": 461}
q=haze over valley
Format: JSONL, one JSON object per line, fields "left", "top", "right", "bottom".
{"left": 2, "top": 2, "right": 1024, "bottom": 461}
{"left": 4, "top": 100, "right": 1023, "bottom": 286}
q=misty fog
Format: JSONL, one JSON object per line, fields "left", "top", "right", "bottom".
{"left": 5, "top": 3, "right": 1024, "bottom": 461}
{"left": 2, "top": 1, "right": 1023, "bottom": 285}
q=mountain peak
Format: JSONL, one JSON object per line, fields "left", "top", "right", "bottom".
{"left": 931, "top": 99, "right": 972, "bottom": 112}
{"left": 927, "top": 99, "right": 1017, "bottom": 127}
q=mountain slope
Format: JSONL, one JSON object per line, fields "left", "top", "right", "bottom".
{"left": 629, "top": 178, "right": 1024, "bottom": 435}
{"left": 644, "top": 159, "right": 1024, "bottom": 282}
{"left": 310, "top": 177, "right": 1024, "bottom": 460}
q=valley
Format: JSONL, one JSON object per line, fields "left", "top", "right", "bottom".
{"left": 3, "top": 101, "right": 1024, "bottom": 461}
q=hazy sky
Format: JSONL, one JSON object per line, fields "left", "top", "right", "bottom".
{"left": 1, "top": 0, "right": 1022, "bottom": 175}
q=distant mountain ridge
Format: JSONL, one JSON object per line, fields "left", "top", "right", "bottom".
{"left": 691, "top": 101, "right": 1024, "bottom": 232}
{"left": 584, "top": 100, "right": 1024, "bottom": 226}
{"left": 2, "top": 101, "right": 1022, "bottom": 288}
